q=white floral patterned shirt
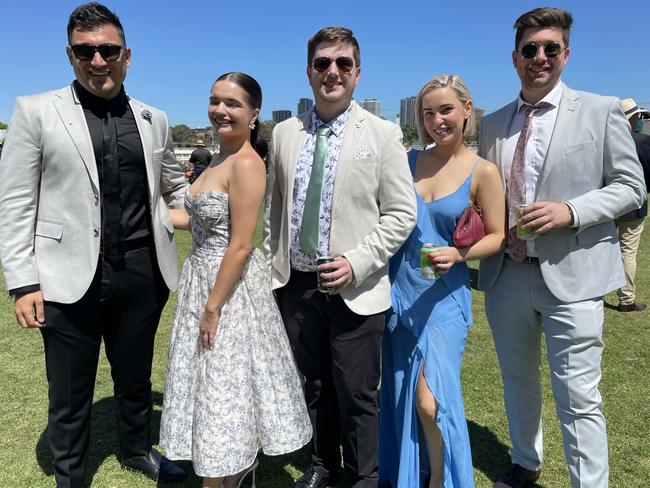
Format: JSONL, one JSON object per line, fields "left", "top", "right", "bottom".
{"left": 289, "top": 102, "right": 353, "bottom": 271}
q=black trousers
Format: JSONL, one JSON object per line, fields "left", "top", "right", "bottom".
{"left": 277, "top": 270, "right": 385, "bottom": 488}
{"left": 40, "top": 246, "right": 169, "bottom": 488}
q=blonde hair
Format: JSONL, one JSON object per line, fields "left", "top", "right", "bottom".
{"left": 415, "top": 74, "right": 474, "bottom": 146}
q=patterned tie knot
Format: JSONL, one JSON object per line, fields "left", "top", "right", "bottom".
{"left": 520, "top": 101, "right": 552, "bottom": 118}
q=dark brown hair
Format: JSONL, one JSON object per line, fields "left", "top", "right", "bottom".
{"left": 307, "top": 26, "right": 361, "bottom": 68}
{"left": 514, "top": 7, "right": 573, "bottom": 49}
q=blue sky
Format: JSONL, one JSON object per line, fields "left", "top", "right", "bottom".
{"left": 1, "top": 0, "right": 649, "bottom": 127}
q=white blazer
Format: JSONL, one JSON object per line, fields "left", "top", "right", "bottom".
{"left": 0, "top": 84, "right": 187, "bottom": 303}
{"left": 263, "top": 103, "right": 416, "bottom": 315}
{"left": 478, "top": 85, "right": 646, "bottom": 302}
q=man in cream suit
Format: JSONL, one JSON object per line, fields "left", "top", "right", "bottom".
{"left": 264, "top": 27, "right": 415, "bottom": 488}
{"left": 478, "top": 8, "right": 646, "bottom": 488}
{"left": 0, "top": 4, "right": 187, "bottom": 486}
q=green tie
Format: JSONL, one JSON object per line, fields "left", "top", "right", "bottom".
{"left": 299, "top": 126, "right": 332, "bottom": 253}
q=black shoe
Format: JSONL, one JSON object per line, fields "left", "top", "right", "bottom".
{"left": 295, "top": 467, "right": 331, "bottom": 488}
{"left": 494, "top": 463, "right": 541, "bottom": 488}
{"left": 617, "top": 302, "right": 647, "bottom": 312}
{"left": 121, "top": 448, "right": 187, "bottom": 482}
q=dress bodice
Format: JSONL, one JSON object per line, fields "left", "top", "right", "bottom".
{"left": 185, "top": 190, "right": 230, "bottom": 257}
{"left": 388, "top": 150, "right": 475, "bottom": 337}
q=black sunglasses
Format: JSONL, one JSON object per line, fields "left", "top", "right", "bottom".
{"left": 520, "top": 42, "right": 564, "bottom": 59}
{"left": 313, "top": 56, "right": 355, "bottom": 73}
{"left": 70, "top": 44, "right": 123, "bottom": 61}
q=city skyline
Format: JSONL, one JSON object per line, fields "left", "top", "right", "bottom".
{"left": 1, "top": 1, "right": 649, "bottom": 127}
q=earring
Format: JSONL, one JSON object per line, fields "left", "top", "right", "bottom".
{"left": 249, "top": 121, "right": 256, "bottom": 130}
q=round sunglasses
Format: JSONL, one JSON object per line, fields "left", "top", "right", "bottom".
{"left": 520, "top": 42, "right": 564, "bottom": 59}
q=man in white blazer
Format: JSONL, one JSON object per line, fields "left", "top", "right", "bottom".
{"left": 263, "top": 27, "right": 415, "bottom": 488}
{"left": 0, "top": 4, "right": 187, "bottom": 486}
{"left": 478, "top": 8, "right": 646, "bottom": 488}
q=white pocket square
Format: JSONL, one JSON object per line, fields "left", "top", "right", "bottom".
{"left": 352, "top": 147, "right": 374, "bottom": 160}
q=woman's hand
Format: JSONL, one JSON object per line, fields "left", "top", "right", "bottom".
{"left": 199, "top": 305, "right": 221, "bottom": 349}
{"left": 427, "top": 246, "right": 462, "bottom": 275}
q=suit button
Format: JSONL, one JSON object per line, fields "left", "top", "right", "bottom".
{"left": 94, "top": 194, "right": 99, "bottom": 205}
{"left": 93, "top": 228, "right": 99, "bottom": 238}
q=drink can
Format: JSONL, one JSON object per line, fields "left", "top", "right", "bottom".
{"left": 317, "top": 256, "right": 336, "bottom": 293}
{"left": 516, "top": 204, "right": 536, "bottom": 240}
{"left": 420, "top": 243, "right": 441, "bottom": 280}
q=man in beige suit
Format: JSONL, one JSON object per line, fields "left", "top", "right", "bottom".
{"left": 263, "top": 27, "right": 415, "bottom": 488}
{"left": 0, "top": 4, "right": 186, "bottom": 486}
{"left": 477, "top": 8, "right": 646, "bottom": 488}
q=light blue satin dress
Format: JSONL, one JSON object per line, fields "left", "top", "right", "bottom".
{"left": 379, "top": 150, "right": 475, "bottom": 487}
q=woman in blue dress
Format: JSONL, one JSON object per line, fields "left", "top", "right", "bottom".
{"left": 379, "top": 74, "right": 505, "bottom": 487}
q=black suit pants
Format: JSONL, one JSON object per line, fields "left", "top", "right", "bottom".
{"left": 277, "top": 270, "right": 385, "bottom": 488}
{"left": 40, "top": 246, "right": 169, "bottom": 488}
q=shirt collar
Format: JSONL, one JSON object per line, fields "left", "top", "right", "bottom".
{"left": 309, "top": 101, "right": 354, "bottom": 137}
{"left": 517, "top": 80, "right": 564, "bottom": 111}
{"left": 74, "top": 80, "right": 128, "bottom": 114}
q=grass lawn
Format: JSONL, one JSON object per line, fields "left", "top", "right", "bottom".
{"left": 0, "top": 222, "right": 648, "bottom": 487}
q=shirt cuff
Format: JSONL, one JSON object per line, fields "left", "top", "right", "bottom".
{"left": 565, "top": 202, "right": 580, "bottom": 228}
{"left": 8, "top": 284, "right": 41, "bottom": 297}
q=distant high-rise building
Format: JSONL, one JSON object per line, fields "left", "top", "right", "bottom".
{"left": 359, "top": 98, "right": 381, "bottom": 116}
{"left": 297, "top": 98, "right": 313, "bottom": 115}
{"left": 400, "top": 96, "right": 416, "bottom": 129}
{"left": 272, "top": 110, "right": 292, "bottom": 123}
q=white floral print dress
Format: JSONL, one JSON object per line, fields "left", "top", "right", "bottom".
{"left": 160, "top": 190, "right": 311, "bottom": 478}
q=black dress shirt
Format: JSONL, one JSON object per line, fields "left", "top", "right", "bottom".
{"left": 74, "top": 80, "right": 152, "bottom": 265}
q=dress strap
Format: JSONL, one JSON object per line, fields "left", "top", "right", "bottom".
{"left": 469, "top": 157, "right": 481, "bottom": 176}
{"left": 468, "top": 158, "right": 481, "bottom": 205}
{"left": 407, "top": 150, "right": 418, "bottom": 177}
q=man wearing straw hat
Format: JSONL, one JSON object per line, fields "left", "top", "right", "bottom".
{"left": 615, "top": 99, "right": 650, "bottom": 312}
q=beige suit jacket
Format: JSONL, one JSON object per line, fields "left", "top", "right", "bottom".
{"left": 478, "top": 85, "right": 646, "bottom": 302}
{"left": 0, "top": 84, "right": 187, "bottom": 303}
{"left": 263, "top": 103, "right": 416, "bottom": 315}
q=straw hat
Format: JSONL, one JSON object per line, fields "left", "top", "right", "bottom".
{"left": 620, "top": 98, "right": 647, "bottom": 120}
{"left": 195, "top": 139, "right": 206, "bottom": 147}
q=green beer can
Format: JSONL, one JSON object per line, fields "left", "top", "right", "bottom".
{"left": 420, "top": 243, "right": 441, "bottom": 280}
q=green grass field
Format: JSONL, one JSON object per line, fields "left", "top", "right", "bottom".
{"left": 0, "top": 225, "right": 648, "bottom": 487}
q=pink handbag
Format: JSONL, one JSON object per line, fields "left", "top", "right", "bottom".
{"left": 453, "top": 205, "right": 485, "bottom": 248}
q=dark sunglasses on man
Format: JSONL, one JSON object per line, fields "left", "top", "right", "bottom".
{"left": 70, "top": 44, "right": 123, "bottom": 61}
{"left": 313, "top": 56, "right": 355, "bottom": 73}
{"left": 520, "top": 42, "right": 564, "bottom": 59}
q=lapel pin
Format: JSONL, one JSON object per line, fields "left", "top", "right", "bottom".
{"left": 141, "top": 109, "right": 153, "bottom": 123}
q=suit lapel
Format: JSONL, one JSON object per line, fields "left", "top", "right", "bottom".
{"left": 284, "top": 112, "right": 310, "bottom": 213}
{"left": 535, "top": 86, "right": 580, "bottom": 197}
{"left": 53, "top": 85, "right": 99, "bottom": 188}
{"left": 494, "top": 101, "right": 518, "bottom": 178}
{"left": 129, "top": 98, "right": 156, "bottom": 200}
{"left": 332, "top": 104, "right": 364, "bottom": 210}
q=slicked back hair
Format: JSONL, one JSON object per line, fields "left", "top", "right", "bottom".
{"left": 215, "top": 72, "right": 263, "bottom": 146}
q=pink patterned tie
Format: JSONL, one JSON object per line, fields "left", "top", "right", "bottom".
{"left": 507, "top": 102, "right": 551, "bottom": 262}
